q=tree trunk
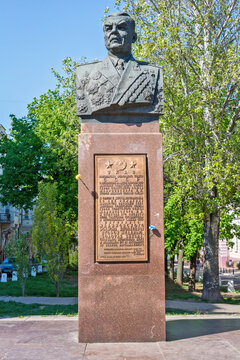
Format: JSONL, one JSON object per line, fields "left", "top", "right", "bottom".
{"left": 202, "top": 210, "right": 223, "bottom": 301}
{"left": 21, "top": 280, "right": 26, "bottom": 297}
{"left": 176, "top": 247, "right": 184, "bottom": 285}
{"left": 188, "top": 255, "right": 196, "bottom": 292}
{"left": 55, "top": 280, "right": 60, "bottom": 297}
{"left": 169, "top": 256, "right": 175, "bottom": 281}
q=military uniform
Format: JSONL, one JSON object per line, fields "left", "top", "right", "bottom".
{"left": 76, "top": 55, "right": 163, "bottom": 117}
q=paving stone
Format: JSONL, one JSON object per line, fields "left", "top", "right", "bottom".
{"left": 2, "top": 343, "right": 85, "bottom": 360}
{"left": 84, "top": 343, "right": 162, "bottom": 360}
{"left": 159, "top": 335, "right": 240, "bottom": 360}
{"left": 0, "top": 316, "right": 239, "bottom": 360}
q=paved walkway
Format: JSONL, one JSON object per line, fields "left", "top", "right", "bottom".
{"left": 1, "top": 296, "right": 240, "bottom": 314}
{"left": 0, "top": 315, "right": 240, "bottom": 359}
{"left": 0, "top": 297, "right": 240, "bottom": 359}
{"left": 166, "top": 299, "right": 240, "bottom": 314}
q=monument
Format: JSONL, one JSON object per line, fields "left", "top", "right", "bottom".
{"left": 77, "top": 12, "right": 165, "bottom": 342}
{"left": 76, "top": 12, "right": 163, "bottom": 121}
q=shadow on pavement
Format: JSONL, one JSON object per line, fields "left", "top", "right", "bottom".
{"left": 167, "top": 318, "right": 240, "bottom": 341}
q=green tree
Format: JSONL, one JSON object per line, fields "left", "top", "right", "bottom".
{"left": 117, "top": 0, "right": 240, "bottom": 301}
{"left": 184, "top": 217, "right": 204, "bottom": 291}
{"left": 5, "top": 232, "right": 31, "bottom": 296}
{"left": 32, "top": 182, "right": 70, "bottom": 297}
{"left": 164, "top": 188, "right": 204, "bottom": 288}
{"left": 0, "top": 58, "right": 79, "bottom": 236}
{"left": 164, "top": 191, "right": 185, "bottom": 281}
{"left": 29, "top": 58, "right": 79, "bottom": 242}
{"left": 0, "top": 115, "right": 43, "bottom": 209}
{"left": 219, "top": 207, "right": 240, "bottom": 246}
{"left": 27, "top": 57, "right": 79, "bottom": 222}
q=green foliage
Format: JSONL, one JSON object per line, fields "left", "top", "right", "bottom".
{"left": 0, "top": 58, "right": 79, "bottom": 229}
{"left": 220, "top": 286, "right": 228, "bottom": 293}
{"left": 69, "top": 246, "right": 78, "bottom": 271}
{"left": 32, "top": 182, "right": 70, "bottom": 296}
{"left": 0, "top": 58, "right": 79, "bottom": 290}
{"left": 164, "top": 191, "right": 183, "bottom": 256}
{"left": 219, "top": 208, "right": 240, "bottom": 245}
{"left": 119, "top": 0, "right": 240, "bottom": 300}
{"left": 164, "top": 188, "right": 203, "bottom": 260}
{"left": 0, "top": 116, "right": 43, "bottom": 209}
{"left": 27, "top": 57, "right": 79, "bottom": 224}
{"left": 5, "top": 232, "right": 31, "bottom": 296}
{"left": 184, "top": 218, "right": 204, "bottom": 260}
{"left": 117, "top": 0, "right": 240, "bottom": 212}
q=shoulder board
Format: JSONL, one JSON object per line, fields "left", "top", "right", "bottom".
{"left": 140, "top": 63, "right": 162, "bottom": 70}
{"left": 149, "top": 63, "right": 162, "bottom": 69}
{"left": 137, "top": 60, "right": 149, "bottom": 65}
{"left": 137, "top": 61, "right": 162, "bottom": 69}
{"left": 77, "top": 60, "right": 100, "bottom": 67}
{"left": 137, "top": 60, "right": 162, "bottom": 68}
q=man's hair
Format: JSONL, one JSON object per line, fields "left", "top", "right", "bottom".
{"left": 104, "top": 12, "right": 136, "bottom": 30}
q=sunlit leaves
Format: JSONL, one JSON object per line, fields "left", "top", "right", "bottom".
{"left": 117, "top": 1, "right": 240, "bottom": 285}
{"left": 0, "top": 115, "right": 43, "bottom": 209}
{"left": 32, "top": 182, "right": 70, "bottom": 296}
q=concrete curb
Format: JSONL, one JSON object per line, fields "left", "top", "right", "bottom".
{"left": 0, "top": 314, "right": 239, "bottom": 322}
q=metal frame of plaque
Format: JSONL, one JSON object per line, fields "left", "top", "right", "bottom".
{"left": 95, "top": 154, "right": 148, "bottom": 262}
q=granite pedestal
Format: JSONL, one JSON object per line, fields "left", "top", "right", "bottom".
{"left": 78, "top": 122, "right": 165, "bottom": 342}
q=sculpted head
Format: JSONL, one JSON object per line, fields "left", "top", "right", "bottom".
{"left": 103, "top": 12, "right": 137, "bottom": 58}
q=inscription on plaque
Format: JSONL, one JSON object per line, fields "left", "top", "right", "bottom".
{"left": 95, "top": 154, "right": 148, "bottom": 262}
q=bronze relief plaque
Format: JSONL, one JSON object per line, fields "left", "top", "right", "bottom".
{"left": 95, "top": 154, "right": 148, "bottom": 262}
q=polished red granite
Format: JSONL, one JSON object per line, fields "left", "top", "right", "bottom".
{"left": 78, "top": 123, "right": 165, "bottom": 342}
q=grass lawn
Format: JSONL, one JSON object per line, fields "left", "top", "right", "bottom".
{"left": 166, "top": 278, "right": 240, "bottom": 304}
{"left": 165, "top": 278, "right": 202, "bottom": 301}
{"left": 222, "top": 289, "right": 240, "bottom": 305}
{"left": 0, "top": 301, "right": 78, "bottom": 317}
{"left": 0, "top": 301, "right": 196, "bottom": 318}
{"left": 1, "top": 270, "right": 240, "bottom": 305}
{"left": 2, "top": 275, "right": 240, "bottom": 318}
{"left": 165, "top": 308, "right": 196, "bottom": 315}
{"left": 0, "top": 272, "right": 78, "bottom": 297}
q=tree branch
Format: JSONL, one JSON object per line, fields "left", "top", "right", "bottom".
{"left": 219, "top": 82, "right": 239, "bottom": 118}
{"left": 148, "top": 0, "right": 161, "bottom": 14}
{"left": 215, "top": 0, "right": 238, "bottom": 44}
{"left": 188, "top": 0, "right": 205, "bottom": 22}
{"left": 227, "top": 102, "right": 240, "bottom": 135}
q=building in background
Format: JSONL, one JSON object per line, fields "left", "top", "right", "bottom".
{"left": 219, "top": 216, "right": 240, "bottom": 268}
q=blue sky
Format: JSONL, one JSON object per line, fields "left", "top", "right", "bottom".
{"left": 0, "top": 0, "right": 119, "bottom": 132}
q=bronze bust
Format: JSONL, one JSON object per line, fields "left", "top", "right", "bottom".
{"left": 76, "top": 12, "right": 163, "bottom": 122}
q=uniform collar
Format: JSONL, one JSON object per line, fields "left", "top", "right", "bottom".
{"left": 108, "top": 53, "right": 132, "bottom": 67}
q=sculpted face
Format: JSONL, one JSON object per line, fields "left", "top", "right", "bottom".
{"left": 103, "top": 15, "right": 137, "bottom": 57}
